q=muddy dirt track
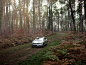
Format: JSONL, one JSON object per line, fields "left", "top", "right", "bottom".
{"left": 0, "top": 33, "right": 66, "bottom": 65}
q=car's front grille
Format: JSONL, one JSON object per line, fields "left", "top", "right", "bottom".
{"left": 33, "top": 43, "right": 40, "bottom": 44}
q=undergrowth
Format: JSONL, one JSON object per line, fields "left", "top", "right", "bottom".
{"left": 47, "top": 34, "right": 58, "bottom": 39}
{"left": 72, "top": 60, "right": 86, "bottom": 65}
{"left": 0, "top": 44, "right": 31, "bottom": 56}
{"left": 19, "top": 39, "right": 59, "bottom": 65}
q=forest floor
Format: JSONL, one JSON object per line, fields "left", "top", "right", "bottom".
{"left": 42, "top": 31, "right": 86, "bottom": 65}
{"left": 0, "top": 32, "right": 66, "bottom": 65}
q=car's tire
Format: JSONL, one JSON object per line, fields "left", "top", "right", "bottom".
{"left": 32, "top": 46, "right": 33, "bottom": 48}
{"left": 42, "top": 43, "right": 44, "bottom": 47}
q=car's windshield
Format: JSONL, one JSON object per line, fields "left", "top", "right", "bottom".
{"left": 35, "top": 37, "right": 43, "bottom": 41}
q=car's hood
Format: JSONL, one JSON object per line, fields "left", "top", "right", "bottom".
{"left": 32, "top": 40, "right": 43, "bottom": 43}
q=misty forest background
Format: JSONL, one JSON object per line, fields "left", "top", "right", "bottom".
{"left": 0, "top": 0, "right": 86, "bottom": 38}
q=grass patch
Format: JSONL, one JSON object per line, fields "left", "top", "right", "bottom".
{"left": 47, "top": 34, "right": 58, "bottom": 40}
{"left": 10, "top": 52, "right": 28, "bottom": 61}
{"left": 3, "top": 48, "right": 34, "bottom": 64}
{"left": 0, "top": 43, "right": 31, "bottom": 56}
{"left": 10, "top": 48, "right": 34, "bottom": 61}
{"left": 19, "top": 39, "right": 59, "bottom": 65}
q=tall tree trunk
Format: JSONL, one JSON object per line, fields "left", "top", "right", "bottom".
{"left": 46, "top": 0, "right": 49, "bottom": 29}
{"left": 16, "top": 15, "right": 18, "bottom": 29}
{"left": 33, "top": 0, "right": 35, "bottom": 34}
{"left": 38, "top": 0, "right": 41, "bottom": 33}
{"left": 48, "top": 5, "right": 51, "bottom": 31}
{"left": 3, "top": 4, "right": 6, "bottom": 35}
{"left": 23, "top": 0, "right": 25, "bottom": 35}
{"left": 61, "top": 7, "right": 63, "bottom": 32}
{"left": 20, "top": 10, "right": 22, "bottom": 34}
{"left": 27, "top": 14, "right": 29, "bottom": 33}
{"left": 78, "top": 0, "right": 83, "bottom": 33}
{"left": 42, "top": 19, "right": 44, "bottom": 33}
{"left": 70, "top": 22, "right": 73, "bottom": 31}
{"left": 84, "top": 0, "right": 86, "bottom": 30}
{"left": 80, "top": 0, "right": 83, "bottom": 34}
{"left": 0, "top": 0, "right": 3, "bottom": 32}
{"left": 19, "top": 0, "right": 22, "bottom": 34}
{"left": 0, "top": 0, "right": 4, "bottom": 35}
{"left": 47, "top": 0, "right": 49, "bottom": 30}
{"left": 68, "top": 6, "right": 70, "bottom": 31}
{"left": 8, "top": 1, "right": 11, "bottom": 34}
{"left": 77, "top": 24, "right": 78, "bottom": 31}
{"left": 26, "top": 0, "right": 29, "bottom": 33}
{"left": 79, "top": 22, "right": 81, "bottom": 31}
{"left": 84, "top": 0, "right": 86, "bottom": 18}
{"left": 69, "top": 0, "right": 76, "bottom": 31}
{"left": 12, "top": 11, "right": 14, "bottom": 34}
{"left": 58, "top": 13, "right": 59, "bottom": 32}
{"left": 5, "top": 0, "right": 8, "bottom": 38}
{"left": 13, "top": 0, "right": 16, "bottom": 29}
{"left": 51, "top": 1, "right": 53, "bottom": 33}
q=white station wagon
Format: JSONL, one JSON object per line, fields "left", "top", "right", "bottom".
{"left": 31, "top": 37, "right": 48, "bottom": 47}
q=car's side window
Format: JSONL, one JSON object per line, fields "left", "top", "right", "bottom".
{"left": 44, "top": 38, "right": 46, "bottom": 41}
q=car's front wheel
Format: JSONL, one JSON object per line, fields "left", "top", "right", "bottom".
{"left": 32, "top": 45, "right": 33, "bottom": 48}
{"left": 42, "top": 43, "right": 44, "bottom": 47}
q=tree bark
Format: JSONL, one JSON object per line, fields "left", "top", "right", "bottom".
{"left": 8, "top": 0, "right": 11, "bottom": 34}
{"left": 12, "top": 11, "right": 14, "bottom": 34}
{"left": 80, "top": 0, "right": 83, "bottom": 34}
{"left": 5, "top": 0, "right": 8, "bottom": 38}
{"left": 0, "top": 0, "right": 3, "bottom": 32}
{"left": 23, "top": 0, "right": 25, "bottom": 35}
{"left": 70, "top": 22, "right": 73, "bottom": 31}
{"left": 61, "top": 7, "right": 63, "bottom": 32}
{"left": 58, "top": 13, "right": 59, "bottom": 32}
{"left": 69, "top": 0, "right": 76, "bottom": 31}
{"left": 48, "top": 6, "right": 51, "bottom": 31}
{"left": 38, "top": 0, "right": 41, "bottom": 33}
{"left": 51, "top": 1, "right": 53, "bottom": 33}
{"left": 33, "top": 0, "right": 35, "bottom": 34}
{"left": 84, "top": 0, "right": 86, "bottom": 18}
{"left": 19, "top": 0, "right": 23, "bottom": 34}
{"left": 68, "top": 6, "right": 70, "bottom": 31}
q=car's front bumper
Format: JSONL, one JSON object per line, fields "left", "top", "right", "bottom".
{"left": 32, "top": 43, "right": 43, "bottom": 47}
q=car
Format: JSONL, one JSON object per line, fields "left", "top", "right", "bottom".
{"left": 31, "top": 37, "right": 48, "bottom": 47}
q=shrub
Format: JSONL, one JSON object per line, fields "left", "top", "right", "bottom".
{"left": 72, "top": 60, "right": 86, "bottom": 65}
{"left": 43, "top": 52, "right": 58, "bottom": 61}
